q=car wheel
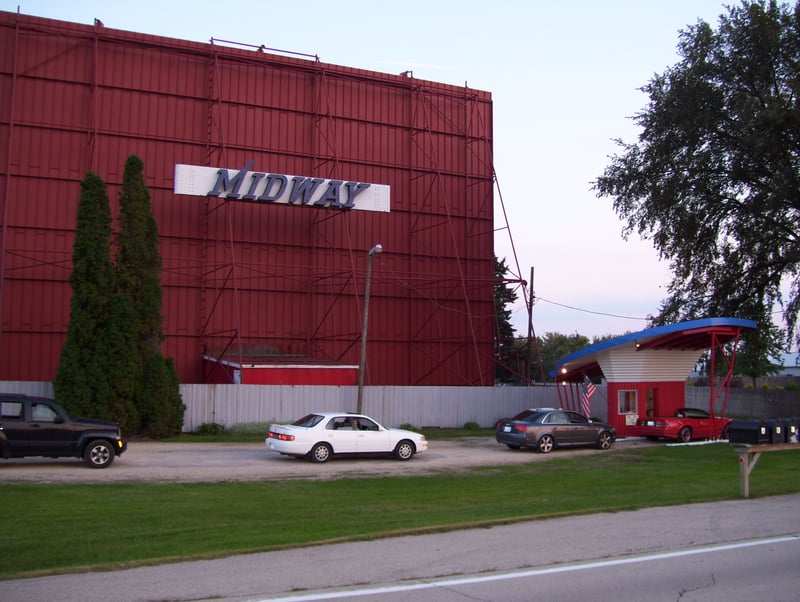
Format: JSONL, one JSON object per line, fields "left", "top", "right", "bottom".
{"left": 537, "top": 434, "right": 554, "bottom": 454}
{"left": 678, "top": 426, "right": 692, "bottom": 443}
{"left": 309, "top": 442, "right": 332, "bottom": 463}
{"left": 84, "top": 440, "right": 114, "bottom": 468}
{"left": 393, "top": 440, "right": 415, "bottom": 461}
{"left": 597, "top": 431, "right": 613, "bottom": 450}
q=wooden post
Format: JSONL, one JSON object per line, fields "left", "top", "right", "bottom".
{"left": 731, "top": 443, "right": 800, "bottom": 498}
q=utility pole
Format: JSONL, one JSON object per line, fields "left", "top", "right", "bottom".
{"left": 527, "top": 266, "right": 534, "bottom": 383}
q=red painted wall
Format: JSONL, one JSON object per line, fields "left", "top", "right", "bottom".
{"left": 241, "top": 367, "right": 357, "bottom": 386}
{"left": 0, "top": 12, "right": 495, "bottom": 385}
{"left": 606, "top": 381, "right": 687, "bottom": 437}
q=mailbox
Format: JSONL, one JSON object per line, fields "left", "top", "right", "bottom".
{"left": 764, "top": 419, "right": 785, "bottom": 443}
{"left": 728, "top": 420, "right": 770, "bottom": 444}
{"left": 781, "top": 418, "right": 799, "bottom": 443}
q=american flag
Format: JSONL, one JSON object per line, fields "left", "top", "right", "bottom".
{"left": 582, "top": 380, "right": 596, "bottom": 418}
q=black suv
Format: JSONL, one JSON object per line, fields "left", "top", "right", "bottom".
{"left": 0, "top": 393, "right": 127, "bottom": 468}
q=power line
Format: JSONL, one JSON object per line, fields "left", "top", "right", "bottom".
{"left": 533, "top": 295, "right": 650, "bottom": 321}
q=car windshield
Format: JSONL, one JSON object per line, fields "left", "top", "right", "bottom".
{"left": 511, "top": 410, "right": 547, "bottom": 422}
{"left": 683, "top": 409, "right": 710, "bottom": 418}
{"left": 291, "top": 414, "right": 325, "bottom": 428}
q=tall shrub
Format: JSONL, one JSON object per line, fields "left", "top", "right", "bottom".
{"left": 116, "top": 155, "right": 183, "bottom": 436}
{"left": 54, "top": 173, "right": 140, "bottom": 431}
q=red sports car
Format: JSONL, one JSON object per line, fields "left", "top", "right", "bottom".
{"left": 635, "top": 408, "right": 732, "bottom": 442}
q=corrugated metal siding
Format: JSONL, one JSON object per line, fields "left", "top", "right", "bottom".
{"left": 599, "top": 346, "right": 704, "bottom": 383}
{"left": 0, "top": 11, "right": 494, "bottom": 386}
{"left": 178, "top": 383, "right": 571, "bottom": 431}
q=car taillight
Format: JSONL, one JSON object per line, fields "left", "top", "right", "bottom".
{"left": 268, "top": 431, "right": 295, "bottom": 441}
{"left": 514, "top": 424, "right": 528, "bottom": 432}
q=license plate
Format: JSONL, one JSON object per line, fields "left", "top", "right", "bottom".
{"left": 503, "top": 426, "right": 511, "bottom": 432}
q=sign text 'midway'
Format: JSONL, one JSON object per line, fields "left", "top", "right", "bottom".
{"left": 173, "top": 162, "right": 390, "bottom": 212}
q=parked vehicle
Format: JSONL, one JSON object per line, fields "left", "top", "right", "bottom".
{"left": 0, "top": 393, "right": 127, "bottom": 468}
{"left": 266, "top": 412, "right": 428, "bottom": 463}
{"left": 634, "top": 407, "right": 732, "bottom": 442}
{"left": 495, "top": 408, "right": 615, "bottom": 453}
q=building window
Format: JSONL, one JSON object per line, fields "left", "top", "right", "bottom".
{"left": 618, "top": 390, "right": 637, "bottom": 414}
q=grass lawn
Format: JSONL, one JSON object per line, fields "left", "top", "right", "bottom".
{"left": 3, "top": 442, "right": 799, "bottom": 578}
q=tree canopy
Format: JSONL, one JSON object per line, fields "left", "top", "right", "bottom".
{"left": 595, "top": 1, "right": 800, "bottom": 360}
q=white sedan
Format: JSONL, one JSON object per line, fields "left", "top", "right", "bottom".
{"left": 266, "top": 412, "right": 428, "bottom": 463}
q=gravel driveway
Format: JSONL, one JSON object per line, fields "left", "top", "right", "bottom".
{"left": 0, "top": 437, "right": 651, "bottom": 484}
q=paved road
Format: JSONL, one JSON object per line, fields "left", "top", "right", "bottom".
{"left": 5, "top": 492, "right": 799, "bottom": 601}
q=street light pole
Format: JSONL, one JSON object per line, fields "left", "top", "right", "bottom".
{"left": 357, "top": 243, "right": 382, "bottom": 414}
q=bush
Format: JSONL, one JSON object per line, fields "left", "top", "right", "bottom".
{"left": 463, "top": 421, "right": 480, "bottom": 431}
{"left": 196, "top": 422, "right": 225, "bottom": 435}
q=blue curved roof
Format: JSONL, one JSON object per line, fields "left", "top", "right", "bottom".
{"left": 551, "top": 317, "right": 757, "bottom": 381}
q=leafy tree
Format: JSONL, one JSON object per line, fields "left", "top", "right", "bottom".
{"left": 595, "top": 1, "right": 800, "bottom": 374}
{"left": 494, "top": 256, "right": 519, "bottom": 382}
{"left": 734, "top": 320, "right": 783, "bottom": 385}
{"left": 116, "top": 155, "right": 184, "bottom": 436}
{"left": 537, "top": 332, "right": 590, "bottom": 382}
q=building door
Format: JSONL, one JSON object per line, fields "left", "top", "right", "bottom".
{"left": 646, "top": 388, "right": 657, "bottom": 418}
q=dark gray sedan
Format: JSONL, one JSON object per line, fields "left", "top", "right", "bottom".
{"left": 496, "top": 408, "right": 616, "bottom": 453}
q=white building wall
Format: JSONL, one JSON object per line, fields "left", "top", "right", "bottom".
{"left": 599, "top": 347, "right": 704, "bottom": 382}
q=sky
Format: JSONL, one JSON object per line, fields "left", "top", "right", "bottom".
{"left": 2, "top": 0, "right": 737, "bottom": 340}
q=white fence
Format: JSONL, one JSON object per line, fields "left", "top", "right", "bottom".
{"left": 6, "top": 381, "right": 797, "bottom": 432}
{"left": 180, "top": 384, "right": 571, "bottom": 431}
{"left": 685, "top": 386, "right": 800, "bottom": 419}
{"left": 1, "top": 381, "right": 573, "bottom": 431}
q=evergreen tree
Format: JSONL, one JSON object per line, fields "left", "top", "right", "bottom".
{"left": 116, "top": 155, "right": 184, "bottom": 436}
{"left": 54, "top": 172, "right": 141, "bottom": 432}
{"left": 140, "top": 355, "right": 184, "bottom": 437}
{"left": 54, "top": 173, "right": 117, "bottom": 418}
{"left": 95, "top": 291, "right": 142, "bottom": 432}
